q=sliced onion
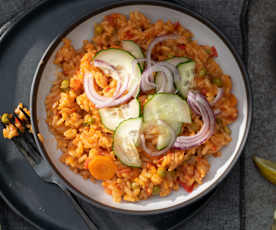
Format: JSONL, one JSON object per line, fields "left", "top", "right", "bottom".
{"left": 187, "top": 92, "right": 200, "bottom": 115}
{"left": 211, "top": 88, "right": 223, "bottom": 106}
{"left": 94, "top": 59, "right": 128, "bottom": 99}
{"left": 173, "top": 91, "right": 215, "bottom": 149}
{"left": 143, "top": 34, "right": 179, "bottom": 91}
{"left": 84, "top": 60, "right": 138, "bottom": 108}
{"left": 158, "top": 61, "right": 181, "bottom": 83}
{"left": 140, "top": 120, "right": 176, "bottom": 156}
{"left": 141, "top": 63, "right": 174, "bottom": 92}
{"left": 146, "top": 34, "right": 179, "bottom": 72}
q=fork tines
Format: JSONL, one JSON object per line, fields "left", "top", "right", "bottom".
{"left": 1, "top": 108, "right": 42, "bottom": 165}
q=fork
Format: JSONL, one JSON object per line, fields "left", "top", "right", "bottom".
{"left": 1, "top": 108, "right": 99, "bottom": 230}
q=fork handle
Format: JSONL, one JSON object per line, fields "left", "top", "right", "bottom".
{"left": 58, "top": 185, "right": 99, "bottom": 230}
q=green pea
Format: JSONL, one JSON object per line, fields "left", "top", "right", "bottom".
{"left": 157, "top": 168, "right": 166, "bottom": 178}
{"left": 131, "top": 182, "right": 138, "bottom": 189}
{"left": 84, "top": 116, "right": 94, "bottom": 125}
{"left": 1, "top": 113, "right": 9, "bottom": 124}
{"left": 224, "top": 125, "right": 231, "bottom": 135}
{"left": 206, "top": 48, "right": 211, "bottom": 54}
{"left": 211, "top": 77, "right": 223, "bottom": 87}
{"left": 168, "top": 53, "right": 174, "bottom": 58}
{"left": 152, "top": 186, "right": 160, "bottom": 195}
{"left": 95, "top": 24, "right": 103, "bottom": 35}
{"left": 60, "top": 80, "right": 69, "bottom": 90}
{"left": 199, "top": 69, "right": 207, "bottom": 77}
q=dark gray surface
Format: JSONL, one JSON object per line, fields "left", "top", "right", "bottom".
{"left": 0, "top": 0, "right": 268, "bottom": 230}
{"left": 246, "top": 1, "right": 276, "bottom": 230}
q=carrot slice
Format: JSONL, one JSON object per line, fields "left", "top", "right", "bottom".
{"left": 88, "top": 155, "right": 116, "bottom": 180}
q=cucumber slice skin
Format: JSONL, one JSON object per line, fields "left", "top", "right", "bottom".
{"left": 143, "top": 93, "right": 192, "bottom": 124}
{"left": 99, "top": 99, "right": 141, "bottom": 131}
{"left": 113, "top": 118, "right": 142, "bottom": 167}
{"left": 176, "top": 61, "right": 196, "bottom": 98}
{"left": 122, "top": 40, "right": 145, "bottom": 69}
{"left": 143, "top": 93, "right": 190, "bottom": 150}
{"left": 155, "top": 57, "right": 190, "bottom": 92}
{"left": 94, "top": 48, "right": 142, "bottom": 97}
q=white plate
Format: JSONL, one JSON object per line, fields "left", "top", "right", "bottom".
{"left": 30, "top": 1, "right": 252, "bottom": 214}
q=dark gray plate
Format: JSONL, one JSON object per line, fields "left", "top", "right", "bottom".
{"left": 0, "top": 0, "right": 219, "bottom": 229}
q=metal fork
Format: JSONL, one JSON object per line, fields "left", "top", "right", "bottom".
{"left": 1, "top": 109, "right": 99, "bottom": 230}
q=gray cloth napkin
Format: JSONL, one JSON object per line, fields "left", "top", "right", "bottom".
{"left": 0, "top": 0, "right": 246, "bottom": 229}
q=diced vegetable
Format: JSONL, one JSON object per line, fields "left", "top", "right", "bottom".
{"left": 180, "top": 181, "right": 194, "bottom": 193}
{"left": 88, "top": 155, "right": 116, "bottom": 180}
{"left": 157, "top": 167, "right": 166, "bottom": 177}
{"left": 60, "top": 79, "right": 69, "bottom": 90}
{"left": 211, "top": 77, "right": 223, "bottom": 87}
{"left": 94, "top": 24, "right": 103, "bottom": 35}
{"left": 199, "top": 69, "right": 207, "bottom": 77}
{"left": 83, "top": 116, "right": 94, "bottom": 125}
{"left": 152, "top": 186, "right": 160, "bottom": 195}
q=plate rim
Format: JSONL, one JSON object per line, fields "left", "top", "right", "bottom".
{"left": 30, "top": 0, "right": 253, "bottom": 215}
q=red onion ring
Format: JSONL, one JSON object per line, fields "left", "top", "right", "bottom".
{"left": 146, "top": 34, "right": 179, "bottom": 72}
{"left": 144, "top": 34, "right": 179, "bottom": 89}
{"left": 84, "top": 59, "right": 138, "bottom": 108}
{"left": 187, "top": 92, "right": 200, "bottom": 115}
{"left": 173, "top": 91, "right": 215, "bottom": 149}
{"left": 211, "top": 88, "right": 223, "bottom": 106}
{"left": 158, "top": 61, "right": 181, "bottom": 83}
{"left": 140, "top": 120, "right": 176, "bottom": 156}
{"left": 141, "top": 63, "right": 174, "bottom": 92}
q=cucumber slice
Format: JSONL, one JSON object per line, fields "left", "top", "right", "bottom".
{"left": 122, "top": 40, "right": 144, "bottom": 69}
{"left": 143, "top": 93, "right": 191, "bottom": 124}
{"left": 157, "top": 121, "right": 182, "bottom": 150}
{"left": 94, "top": 48, "right": 141, "bottom": 97}
{"left": 113, "top": 118, "right": 142, "bottom": 167}
{"left": 99, "top": 99, "right": 140, "bottom": 131}
{"left": 155, "top": 57, "right": 190, "bottom": 92}
{"left": 176, "top": 61, "right": 196, "bottom": 98}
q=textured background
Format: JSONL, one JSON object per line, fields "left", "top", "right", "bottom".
{"left": 246, "top": 0, "right": 276, "bottom": 229}
{"left": 0, "top": 0, "right": 275, "bottom": 230}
